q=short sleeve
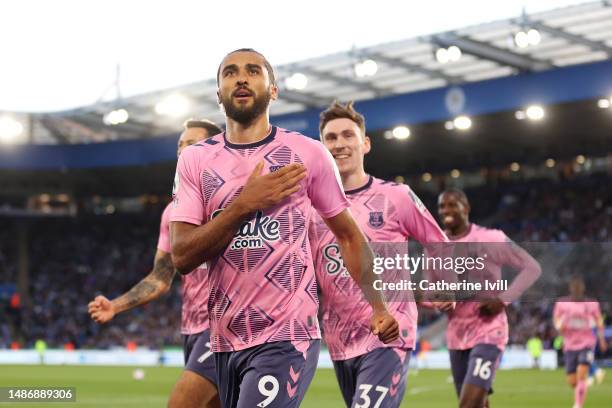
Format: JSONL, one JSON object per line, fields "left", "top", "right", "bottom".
{"left": 156, "top": 204, "right": 172, "bottom": 253}
{"left": 395, "top": 185, "right": 448, "bottom": 243}
{"left": 170, "top": 148, "right": 206, "bottom": 225}
{"left": 307, "top": 142, "right": 350, "bottom": 219}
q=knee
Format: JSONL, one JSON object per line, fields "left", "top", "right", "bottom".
{"left": 459, "top": 396, "right": 481, "bottom": 408}
{"left": 567, "top": 377, "right": 577, "bottom": 388}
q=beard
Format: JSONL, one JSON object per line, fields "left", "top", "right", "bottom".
{"left": 221, "top": 88, "right": 271, "bottom": 125}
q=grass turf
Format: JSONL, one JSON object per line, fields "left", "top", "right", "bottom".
{"left": 1, "top": 365, "right": 610, "bottom": 407}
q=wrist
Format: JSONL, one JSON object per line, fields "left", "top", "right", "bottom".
{"left": 371, "top": 302, "right": 388, "bottom": 315}
{"left": 230, "top": 197, "right": 254, "bottom": 216}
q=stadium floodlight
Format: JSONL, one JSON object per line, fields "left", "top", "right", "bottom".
{"left": 514, "top": 31, "right": 530, "bottom": 48}
{"left": 510, "top": 162, "right": 520, "bottom": 172}
{"left": 576, "top": 155, "right": 586, "bottom": 165}
{"left": 514, "top": 28, "right": 540, "bottom": 48}
{"left": 354, "top": 59, "right": 378, "bottom": 78}
{"left": 394, "top": 175, "right": 405, "bottom": 184}
{"left": 444, "top": 120, "right": 455, "bottom": 130}
{"left": 435, "top": 48, "right": 450, "bottom": 64}
{"left": 598, "top": 98, "right": 611, "bottom": 109}
{"left": 447, "top": 46, "right": 462, "bottom": 62}
{"left": 422, "top": 172, "right": 432, "bottom": 182}
{"left": 392, "top": 126, "right": 410, "bottom": 140}
{"left": 453, "top": 115, "right": 472, "bottom": 130}
{"left": 515, "top": 110, "right": 526, "bottom": 120}
{"left": 285, "top": 73, "right": 308, "bottom": 90}
{"left": 0, "top": 116, "right": 24, "bottom": 143}
{"left": 103, "top": 109, "right": 129, "bottom": 126}
{"left": 155, "top": 94, "right": 190, "bottom": 117}
{"left": 435, "top": 46, "right": 461, "bottom": 64}
{"left": 383, "top": 130, "right": 393, "bottom": 140}
{"left": 450, "top": 169, "right": 461, "bottom": 178}
{"left": 527, "top": 29, "right": 541, "bottom": 46}
{"left": 525, "top": 105, "right": 545, "bottom": 121}
{"left": 545, "top": 158, "right": 556, "bottom": 168}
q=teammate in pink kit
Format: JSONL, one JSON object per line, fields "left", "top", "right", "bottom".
{"left": 310, "top": 101, "right": 448, "bottom": 407}
{"left": 437, "top": 188, "right": 541, "bottom": 408}
{"left": 170, "top": 49, "right": 399, "bottom": 408}
{"left": 87, "top": 119, "right": 223, "bottom": 408}
{"left": 554, "top": 276, "right": 607, "bottom": 408}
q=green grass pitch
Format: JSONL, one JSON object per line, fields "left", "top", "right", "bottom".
{"left": 1, "top": 365, "right": 610, "bottom": 407}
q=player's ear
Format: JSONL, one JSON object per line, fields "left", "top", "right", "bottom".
{"left": 216, "top": 91, "right": 221, "bottom": 105}
{"left": 270, "top": 83, "right": 278, "bottom": 101}
{"left": 363, "top": 135, "right": 371, "bottom": 155}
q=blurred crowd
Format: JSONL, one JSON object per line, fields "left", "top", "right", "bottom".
{"left": 1, "top": 171, "right": 610, "bottom": 349}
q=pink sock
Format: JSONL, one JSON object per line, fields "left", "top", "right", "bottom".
{"left": 574, "top": 380, "right": 587, "bottom": 407}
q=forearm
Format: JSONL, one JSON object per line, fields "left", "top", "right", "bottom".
{"left": 337, "top": 236, "right": 387, "bottom": 313}
{"left": 501, "top": 257, "right": 542, "bottom": 302}
{"left": 172, "top": 201, "right": 251, "bottom": 274}
{"left": 111, "top": 277, "right": 168, "bottom": 314}
{"left": 597, "top": 322, "right": 606, "bottom": 342}
{"left": 111, "top": 251, "right": 175, "bottom": 314}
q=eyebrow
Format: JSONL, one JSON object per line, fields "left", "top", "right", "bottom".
{"left": 221, "top": 64, "right": 238, "bottom": 75}
{"left": 246, "top": 63, "right": 262, "bottom": 71}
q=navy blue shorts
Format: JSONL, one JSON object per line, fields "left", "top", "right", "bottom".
{"left": 333, "top": 347, "right": 411, "bottom": 408}
{"left": 184, "top": 329, "right": 217, "bottom": 385}
{"left": 215, "top": 340, "right": 320, "bottom": 408}
{"left": 449, "top": 344, "right": 502, "bottom": 396}
{"left": 564, "top": 348, "right": 594, "bottom": 374}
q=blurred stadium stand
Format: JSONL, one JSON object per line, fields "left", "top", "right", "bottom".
{"left": 0, "top": 1, "right": 611, "bottom": 355}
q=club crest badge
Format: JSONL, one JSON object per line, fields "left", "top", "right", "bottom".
{"left": 368, "top": 211, "right": 384, "bottom": 229}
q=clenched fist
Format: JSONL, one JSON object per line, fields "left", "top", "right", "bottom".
{"left": 370, "top": 310, "right": 400, "bottom": 344}
{"left": 88, "top": 295, "right": 116, "bottom": 324}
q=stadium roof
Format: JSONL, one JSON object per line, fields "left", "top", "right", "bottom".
{"left": 12, "top": 0, "right": 612, "bottom": 143}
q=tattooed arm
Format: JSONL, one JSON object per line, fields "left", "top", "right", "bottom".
{"left": 88, "top": 249, "right": 176, "bottom": 324}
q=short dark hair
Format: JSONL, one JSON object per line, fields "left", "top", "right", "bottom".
{"left": 183, "top": 119, "right": 223, "bottom": 137}
{"left": 319, "top": 101, "right": 366, "bottom": 137}
{"left": 216, "top": 48, "right": 276, "bottom": 87}
{"left": 440, "top": 188, "right": 470, "bottom": 206}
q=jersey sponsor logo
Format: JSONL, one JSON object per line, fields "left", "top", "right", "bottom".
{"left": 323, "top": 243, "right": 349, "bottom": 277}
{"left": 212, "top": 209, "right": 280, "bottom": 249}
{"left": 368, "top": 211, "right": 384, "bottom": 229}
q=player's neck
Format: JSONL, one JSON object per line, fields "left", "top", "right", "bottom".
{"left": 341, "top": 170, "right": 369, "bottom": 192}
{"left": 225, "top": 114, "right": 271, "bottom": 145}
{"left": 447, "top": 222, "right": 471, "bottom": 239}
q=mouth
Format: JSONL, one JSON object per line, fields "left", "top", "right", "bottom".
{"left": 443, "top": 215, "right": 455, "bottom": 225}
{"left": 333, "top": 153, "right": 350, "bottom": 160}
{"left": 233, "top": 88, "right": 253, "bottom": 100}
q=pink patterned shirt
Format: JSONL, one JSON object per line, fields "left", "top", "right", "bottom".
{"left": 171, "top": 127, "right": 349, "bottom": 352}
{"left": 311, "top": 176, "right": 448, "bottom": 360}
{"left": 553, "top": 298, "right": 602, "bottom": 351}
{"left": 446, "top": 224, "right": 522, "bottom": 351}
{"left": 157, "top": 203, "right": 209, "bottom": 335}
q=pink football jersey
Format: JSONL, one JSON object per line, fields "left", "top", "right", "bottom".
{"left": 170, "top": 127, "right": 349, "bottom": 352}
{"left": 553, "top": 298, "right": 602, "bottom": 351}
{"left": 157, "top": 203, "right": 209, "bottom": 335}
{"left": 445, "top": 224, "right": 520, "bottom": 350}
{"left": 311, "top": 176, "right": 448, "bottom": 360}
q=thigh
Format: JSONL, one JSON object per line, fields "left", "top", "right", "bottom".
{"left": 351, "top": 348, "right": 411, "bottom": 408}
{"left": 564, "top": 350, "right": 579, "bottom": 375}
{"left": 168, "top": 370, "right": 220, "bottom": 408}
{"left": 215, "top": 351, "right": 239, "bottom": 408}
{"left": 333, "top": 358, "right": 359, "bottom": 407}
{"left": 236, "top": 341, "right": 321, "bottom": 408}
{"left": 463, "top": 344, "right": 502, "bottom": 392}
{"left": 185, "top": 330, "right": 217, "bottom": 385}
{"left": 449, "top": 349, "right": 471, "bottom": 397}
